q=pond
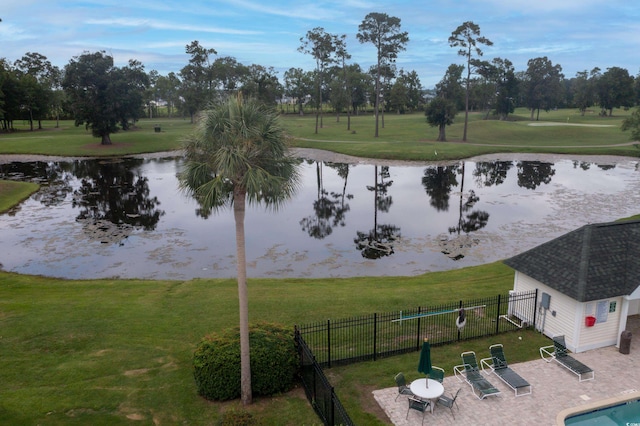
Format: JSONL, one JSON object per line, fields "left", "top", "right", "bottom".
{"left": 1, "top": 153, "right": 639, "bottom": 280}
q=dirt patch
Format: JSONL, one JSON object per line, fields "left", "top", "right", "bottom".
{"left": 125, "top": 413, "right": 145, "bottom": 421}
{"left": 527, "top": 122, "right": 614, "bottom": 127}
{"left": 124, "top": 368, "right": 149, "bottom": 377}
{"left": 82, "top": 142, "right": 134, "bottom": 151}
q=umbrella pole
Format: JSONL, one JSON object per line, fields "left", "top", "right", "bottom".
{"left": 424, "top": 338, "right": 429, "bottom": 388}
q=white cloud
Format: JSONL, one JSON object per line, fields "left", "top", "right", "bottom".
{"left": 85, "top": 18, "right": 262, "bottom": 35}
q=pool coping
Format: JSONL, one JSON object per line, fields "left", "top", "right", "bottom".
{"left": 556, "top": 389, "right": 640, "bottom": 425}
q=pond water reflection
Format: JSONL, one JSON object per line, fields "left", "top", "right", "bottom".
{"left": 1, "top": 155, "right": 639, "bottom": 280}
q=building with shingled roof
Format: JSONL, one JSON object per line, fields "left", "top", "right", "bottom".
{"left": 503, "top": 219, "right": 640, "bottom": 353}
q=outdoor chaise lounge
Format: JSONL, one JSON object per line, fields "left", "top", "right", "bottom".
{"left": 539, "top": 335, "right": 595, "bottom": 382}
{"left": 480, "top": 344, "right": 532, "bottom": 396}
{"left": 454, "top": 351, "right": 501, "bottom": 400}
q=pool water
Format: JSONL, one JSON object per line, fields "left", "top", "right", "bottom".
{"left": 565, "top": 399, "right": 640, "bottom": 425}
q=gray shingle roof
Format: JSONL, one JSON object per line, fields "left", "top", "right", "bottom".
{"left": 503, "top": 219, "right": 640, "bottom": 302}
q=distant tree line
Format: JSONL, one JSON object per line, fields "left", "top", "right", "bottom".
{"left": 1, "top": 14, "right": 640, "bottom": 142}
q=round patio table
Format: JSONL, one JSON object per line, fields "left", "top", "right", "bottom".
{"left": 410, "top": 378, "right": 444, "bottom": 414}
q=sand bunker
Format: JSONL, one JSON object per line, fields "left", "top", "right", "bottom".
{"left": 527, "top": 122, "right": 615, "bottom": 127}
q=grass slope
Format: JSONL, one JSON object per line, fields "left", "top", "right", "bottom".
{"left": 0, "top": 180, "right": 39, "bottom": 213}
{"left": 0, "top": 263, "right": 514, "bottom": 425}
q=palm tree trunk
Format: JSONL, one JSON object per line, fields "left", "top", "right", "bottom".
{"left": 234, "top": 187, "right": 252, "bottom": 406}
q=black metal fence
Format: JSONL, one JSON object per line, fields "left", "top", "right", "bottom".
{"left": 297, "top": 290, "right": 538, "bottom": 368}
{"left": 296, "top": 331, "right": 354, "bottom": 426}
{"left": 294, "top": 290, "right": 538, "bottom": 425}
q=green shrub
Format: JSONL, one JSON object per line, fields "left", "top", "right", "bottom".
{"left": 193, "top": 321, "right": 299, "bottom": 401}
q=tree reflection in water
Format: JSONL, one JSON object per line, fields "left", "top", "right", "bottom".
{"left": 354, "top": 165, "right": 400, "bottom": 259}
{"left": 1, "top": 156, "right": 636, "bottom": 280}
{"left": 70, "top": 158, "right": 164, "bottom": 244}
{"left": 516, "top": 161, "right": 556, "bottom": 189}
{"left": 299, "top": 161, "right": 353, "bottom": 239}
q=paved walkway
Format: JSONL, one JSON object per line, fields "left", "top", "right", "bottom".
{"left": 373, "top": 316, "right": 640, "bottom": 425}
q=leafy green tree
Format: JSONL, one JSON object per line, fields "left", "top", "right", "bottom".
{"left": 211, "top": 56, "right": 249, "bottom": 95}
{"left": 357, "top": 12, "right": 409, "bottom": 137}
{"left": 328, "top": 71, "right": 350, "bottom": 120}
{"left": 389, "top": 78, "right": 408, "bottom": 114}
{"left": 436, "top": 64, "right": 465, "bottom": 110}
{"left": 478, "top": 58, "right": 518, "bottom": 120}
{"left": 448, "top": 21, "right": 493, "bottom": 141}
{"left": 17, "top": 74, "right": 43, "bottom": 130}
{"left": 572, "top": 68, "right": 599, "bottom": 116}
{"left": 145, "top": 69, "right": 160, "bottom": 118}
{"left": 0, "top": 59, "right": 21, "bottom": 130}
{"left": 425, "top": 97, "right": 457, "bottom": 141}
{"left": 178, "top": 94, "right": 300, "bottom": 406}
{"left": 14, "top": 52, "right": 59, "bottom": 130}
{"left": 240, "top": 64, "right": 282, "bottom": 106}
{"left": 331, "top": 34, "right": 352, "bottom": 128}
{"left": 369, "top": 62, "right": 396, "bottom": 127}
{"left": 179, "top": 40, "right": 217, "bottom": 123}
{"left": 597, "top": 66, "right": 635, "bottom": 116}
{"left": 116, "top": 59, "right": 149, "bottom": 128}
{"left": 155, "top": 72, "right": 181, "bottom": 117}
{"left": 283, "top": 67, "right": 313, "bottom": 115}
{"left": 63, "top": 51, "right": 146, "bottom": 145}
{"left": 635, "top": 70, "right": 640, "bottom": 106}
{"left": 346, "top": 63, "right": 371, "bottom": 115}
{"left": 398, "top": 69, "right": 423, "bottom": 112}
{"left": 522, "top": 56, "right": 564, "bottom": 120}
{"left": 621, "top": 107, "right": 640, "bottom": 141}
{"left": 299, "top": 27, "right": 337, "bottom": 133}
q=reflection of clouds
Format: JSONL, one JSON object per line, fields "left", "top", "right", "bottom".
{"left": 4, "top": 157, "right": 640, "bottom": 280}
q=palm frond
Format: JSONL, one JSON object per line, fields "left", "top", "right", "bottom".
{"left": 178, "top": 94, "right": 301, "bottom": 213}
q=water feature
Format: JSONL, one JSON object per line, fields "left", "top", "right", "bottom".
{"left": 1, "top": 154, "right": 639, "bottom": 280}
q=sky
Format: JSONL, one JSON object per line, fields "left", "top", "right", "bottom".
{"left": 1, "top": 0, "right": 639, "bottom": 88}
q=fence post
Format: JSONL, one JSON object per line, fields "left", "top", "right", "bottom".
{"left": 330, "top": 386, "right": 335, "bottom": 426}
{"left": 533, "top": 288, "right": 539, "bottom": 331}
{"left": 416, "top": 306, "right": 421, "bottom": 350}
{"left": 373, "top": 313, "right": 377, "bottom": 361}
{"left": 327, "top": 319, "right": 331, "bottom": 368}
{"left": 496, "top": 294, "right": 502, "bottom": 334}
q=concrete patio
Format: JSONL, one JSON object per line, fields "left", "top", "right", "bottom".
{"left": 373, "top": 315, "right": 640, "bottom": 425}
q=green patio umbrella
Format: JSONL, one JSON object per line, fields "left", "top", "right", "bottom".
{"left": 417, "top": 338, "right": 432, "bottom": 386}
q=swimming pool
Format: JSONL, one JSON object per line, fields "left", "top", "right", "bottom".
{"left": 560, "top": 392, "right": 640, "bottom": 425}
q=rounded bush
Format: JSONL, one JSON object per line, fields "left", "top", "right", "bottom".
{"left": 193, "top": 322, "right": 299, "bottom": 401}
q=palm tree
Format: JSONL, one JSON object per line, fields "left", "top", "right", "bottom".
{"left": 178, "top": 94, "right": 300, "bottom": 405}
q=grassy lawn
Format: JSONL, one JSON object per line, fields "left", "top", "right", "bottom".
{"left": 0, "top": 263, "right": 523, "bottom": 425}
{"left": 1, "top": 108, "right": 638, "bottom": 424}
{"left": 1, "top": 108, "right": 638, "bottom": 160}
{"left": 284, "top": 107, "right": 640, "bottom": 161}
{"left": 0, "top": 180, "right": 39, "bottom": 213}
{"left": 0, "top": 118, "right": 191, "bottom": 156}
